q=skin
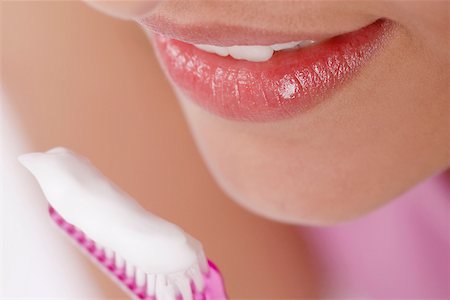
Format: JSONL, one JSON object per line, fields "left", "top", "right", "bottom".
{"left": 90, "top": 1, "right": 449, "bottom": 225}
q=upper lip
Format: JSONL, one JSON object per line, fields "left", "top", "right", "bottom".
{"left": 136, "top": 15, "right": 377, "bottom": 46}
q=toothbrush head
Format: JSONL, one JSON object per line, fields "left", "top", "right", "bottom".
{"left": 49, "top": 205, "right": 225, "bottom": 300}
{"left": 19, "top": 147, "right": 228, "bottom": 300}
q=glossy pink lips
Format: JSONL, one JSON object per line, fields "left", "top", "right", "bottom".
{"left": 152, "top": 19, "right": 393, "bottom": 122}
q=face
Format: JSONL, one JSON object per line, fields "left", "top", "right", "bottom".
{"left": 91, "top": 1, "right": 449, "bottom": 225}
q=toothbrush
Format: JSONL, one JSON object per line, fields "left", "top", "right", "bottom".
{"left": 18, "top": 147, "right": 227, "bottom": 300}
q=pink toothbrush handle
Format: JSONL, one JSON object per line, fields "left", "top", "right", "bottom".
{"left": 202, "top": 260, "right": 228, "bottom": 300}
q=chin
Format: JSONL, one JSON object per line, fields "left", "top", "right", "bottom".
{"left": 175, "top": 79, "right": 449, "bottom": 227}
{"left": 205, "top": 163, "right": 378, "bottom": 226}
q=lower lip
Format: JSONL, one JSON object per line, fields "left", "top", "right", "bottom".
{"left": 152, "top": 19, "right": 393, "bottom": 122}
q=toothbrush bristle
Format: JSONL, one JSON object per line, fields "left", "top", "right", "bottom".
{"left": 48, "top": 205, "right": 210, "bottom": 300}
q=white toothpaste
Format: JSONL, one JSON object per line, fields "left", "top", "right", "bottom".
{"left": 18, "top": 147, "right": 207, "bottom": 298}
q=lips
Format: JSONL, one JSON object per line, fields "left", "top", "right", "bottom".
{"left": 151, "top": 19, "right": 393, "bottom": 122}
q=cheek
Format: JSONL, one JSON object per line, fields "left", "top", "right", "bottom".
{"left": 171, "top": 24, "right": 449, "bottom": 225}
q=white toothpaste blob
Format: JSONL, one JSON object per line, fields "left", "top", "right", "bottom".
{"left": 194, "top": 40, "right": 316, "bottom": 62}
{"left": 18, "top": 147, "right": 207, "bottom": 299}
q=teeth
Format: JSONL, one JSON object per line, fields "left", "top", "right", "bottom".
{"left": 227, "top": 45, "right": 273, "bottom": 62}
{"left": 270, "top": 40, "right": 315, "bottom": 51}
{"left": 194, "top": 40, "right": 316, "bottom": 62}
{"left": 195, "top": 44, "right": 229, "bottom": 57}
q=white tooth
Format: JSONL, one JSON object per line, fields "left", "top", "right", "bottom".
{"left": 228, "top": 45, "right": 273, "bottom": 62}
{"left": 270, "top": 40, "right": 316, "bottom": 51}
{"left": 193, "top": 40, "right": 317, "bottom": 62}
{"left": 298, "top": 40, "right": 316, "bottom": 47}
{"left": 270, "top": 41, "right": 301, "bottom": 51}
{"left": 194, "top": 44, "right": 228, "bottom": 56}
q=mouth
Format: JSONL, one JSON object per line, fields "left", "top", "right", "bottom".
{"left": 148, "top": 19, "right": 394, "bottom": 122}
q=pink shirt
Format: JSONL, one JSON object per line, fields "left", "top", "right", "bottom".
{"left": 302, "top": 171, "right": 449, "bottom": 298}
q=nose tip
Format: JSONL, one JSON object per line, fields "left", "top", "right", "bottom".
{"left": 83, "top": 0, "right": 160, "bottom": 20}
